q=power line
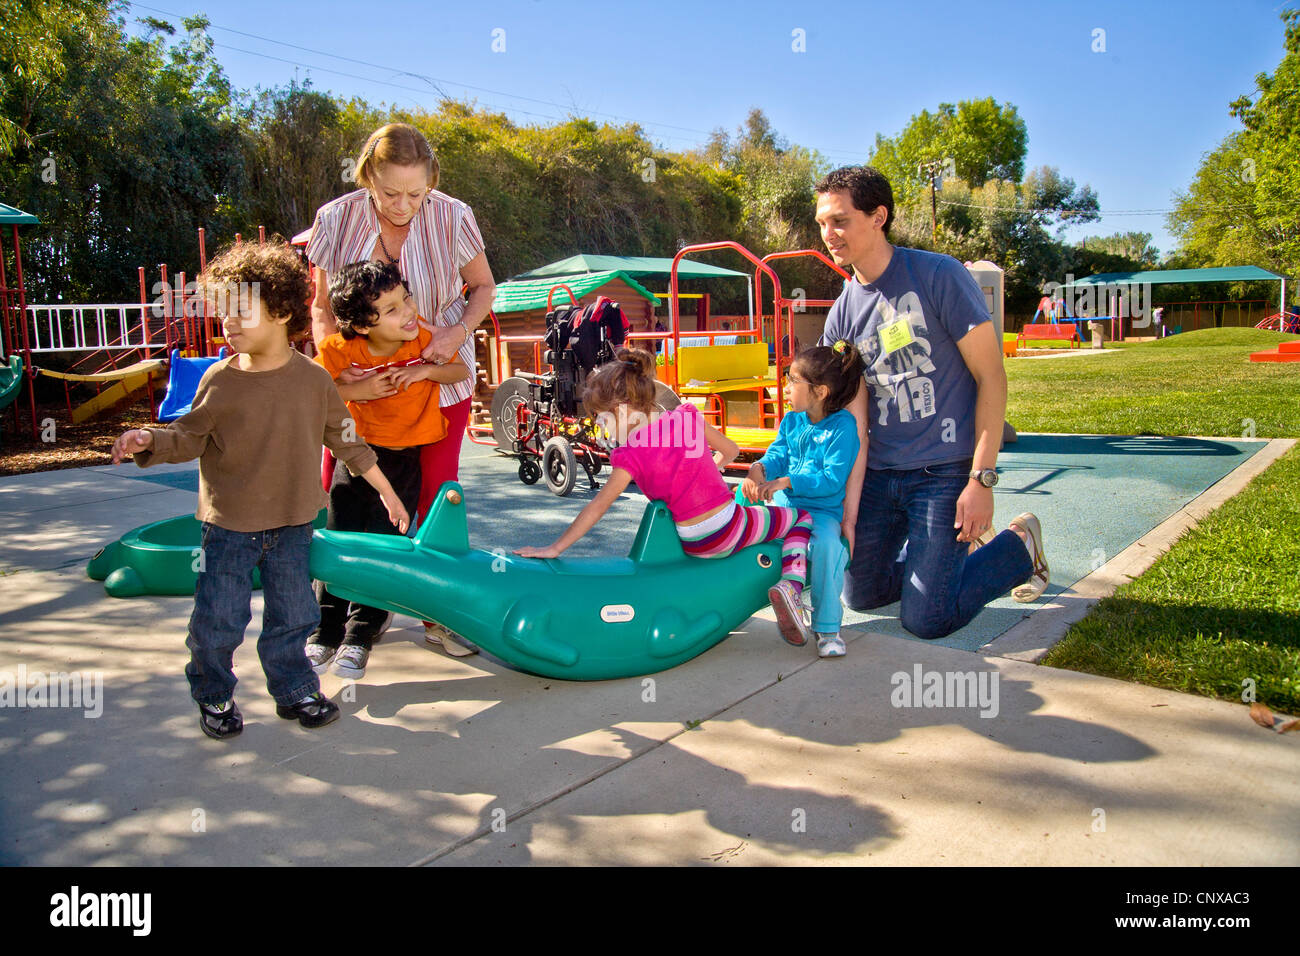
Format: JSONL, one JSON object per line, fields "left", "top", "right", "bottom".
{"left": 125, "top": 1, "right": 870, "bottom": 161}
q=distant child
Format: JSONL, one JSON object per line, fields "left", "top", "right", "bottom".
{"left": 111, "top": 241, "right": 410, "bottom": 740}
{"left": 513, "top": 348, "right": 815, "bottom": 646}
{"left": 742, "top": 342, "right": 864, "bottom": 657}
{"left": 309, "top": 260, "right": 469, "bottom": 679}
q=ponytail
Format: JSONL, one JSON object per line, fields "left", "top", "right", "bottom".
{"left": 793, "top": 341, "right": 864, "bottom": 415}
{"left": 583, "top": 347, "right": 657, "bottom": 415}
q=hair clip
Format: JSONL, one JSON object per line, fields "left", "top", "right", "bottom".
{"left": 833, "top": 340, "right": 848, "bottom": 354}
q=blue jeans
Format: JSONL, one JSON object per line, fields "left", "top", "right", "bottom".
{"left": 186, "top": 522, "right": 321, "bottom": 707}
{"left": 845, "top": 461, "right": 1034, "bottom": 640}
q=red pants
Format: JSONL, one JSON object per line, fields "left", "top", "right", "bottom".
{"left": 418, "top": 396, "right": 471, "bottom": 523}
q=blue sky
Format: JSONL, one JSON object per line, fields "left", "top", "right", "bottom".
{"left": 124, "top": 0, "right": 1293, "bottom": 258}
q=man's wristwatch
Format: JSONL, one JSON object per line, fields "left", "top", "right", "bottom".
{"left": 970, "top": 468, "right": 998, "bottom": 488}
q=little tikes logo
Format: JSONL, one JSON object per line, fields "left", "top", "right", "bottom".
{"left": 49, "top": 886, "right": 151, "bottom": 936}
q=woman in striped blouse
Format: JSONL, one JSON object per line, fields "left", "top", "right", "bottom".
{"left": 307, "top": 122, "right": 496, "bottom": 657}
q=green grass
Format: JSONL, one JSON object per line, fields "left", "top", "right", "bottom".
{"left": 1042, "top": 444, "right": 1300, "bottom": 714}
{"left": 1006, "top": 328, "right": 1300, "bottom": 437}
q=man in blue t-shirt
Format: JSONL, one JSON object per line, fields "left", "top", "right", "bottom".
{"left": 815, "top": 166, "right": 1049, "bottom": 639}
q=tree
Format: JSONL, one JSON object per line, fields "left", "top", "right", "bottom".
{"left": 1077, "top": 232, "right": 1160, "bottom": 268}
{"left": 0, "top": 0, "right": 106, "bottom": 154}
{"left": 701, "top": 108, "right": 832, "bottom": 299}
{"left": 1170, "top": 10, "right": 1300, "bottom": 279}
{"left": 0, "top": 9, "right": 250, "bottom": 302}
{"left": 869, "top": 98, "right": 1028, "bottom": 205}
{"left": 240, "top": 80, "right": 382, "bottom": 238}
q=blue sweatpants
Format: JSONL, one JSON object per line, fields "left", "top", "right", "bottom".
{"left": 806, "top": 510, "right": 851, "bottom": 634}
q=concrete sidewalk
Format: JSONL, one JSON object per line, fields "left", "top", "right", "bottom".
{"left": 0, "top": 442, "right": 1295, "bottom": 866}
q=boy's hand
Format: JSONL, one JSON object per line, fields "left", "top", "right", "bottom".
{"left": 514, "top": 544, "right": 562, "bottom": 559}
{"left": 381, "top": 490, "right": 410, "bottom": 534}
{"left": 740, "top": 477, "right": 761, "bottom": 503}
{"left": 112, "top": 429, "right": 153, "bottom": 464}
{"left": 386, "top": 364, "right": 430, "bottom": 390}
{"left": 351, "top": 370, "right": 399, "bottom": 401}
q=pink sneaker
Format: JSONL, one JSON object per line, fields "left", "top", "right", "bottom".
{"left": 768, "top": 580, "right": 812, "bottom": 646}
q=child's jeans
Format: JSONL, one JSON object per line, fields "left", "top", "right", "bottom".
{"left": 187, "top": 522, "right": 320, "bottom": 707}
{"left": 315, "top": 445, "right": 422, "bottom": 650}
{"left": 806, "top": 510, "right": 850, "bottom": 634}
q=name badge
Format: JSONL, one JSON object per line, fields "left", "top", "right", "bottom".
{"left": 878, "top": 318, "right": 915, "bottom": 354}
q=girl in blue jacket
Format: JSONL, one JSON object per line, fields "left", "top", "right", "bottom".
{"left": 742, "top": 342, "right": 864, "bottom": 657}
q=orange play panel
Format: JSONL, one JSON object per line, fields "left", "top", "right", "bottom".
{"left": 1249, "top": 340, "right": 1300, "bottom": 362}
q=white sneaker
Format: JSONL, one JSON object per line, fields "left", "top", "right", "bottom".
{"left": 768, "top": 580, "right": 812, "bottom": 647}
{"left": 305, "top": 642, "right": 338, "bottom": 675}
{"left": 424, "top": 622, "right": 478, "bottom": 657}
{"left": 816, "top": 633, "right": 846, "bottom": 658}
{"left": 331, "top": 644, "right": 370, "bottom": 679}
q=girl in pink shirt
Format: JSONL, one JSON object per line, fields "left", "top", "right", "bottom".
{"left": 514, "top": 349, "right": 814, "bottom": 646}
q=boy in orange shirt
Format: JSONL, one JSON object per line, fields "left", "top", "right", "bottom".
{"left": 310, "top": 261, "right": 469, "bottom": 679}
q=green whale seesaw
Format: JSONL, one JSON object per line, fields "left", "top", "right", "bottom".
{"left": 309, "top": 482, "right": 783, "bottom": 681}
{"left": 88, "top": 509, "right": 327, "bottom": 597}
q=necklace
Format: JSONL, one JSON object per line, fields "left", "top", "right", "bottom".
{"left": 371, "top": 194, "right": 408, "bottom": 265}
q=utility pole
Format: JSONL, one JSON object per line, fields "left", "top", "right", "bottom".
{"left": 918, "top": 160, "right": 944, "bottom": 243}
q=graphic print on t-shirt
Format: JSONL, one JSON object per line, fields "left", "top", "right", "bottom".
{"left": 854, "top": 290, "right": 938, "bottom": 426}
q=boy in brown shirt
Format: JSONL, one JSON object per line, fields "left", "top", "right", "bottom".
{"left": 112, "top": 241, "right": 410, "bottom": 740}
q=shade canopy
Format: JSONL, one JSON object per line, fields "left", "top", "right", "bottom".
{"left": 491, "top": 270, "right": 659, "bottom": 314}
{"left": 1064, "top": 266, "right": 1283, "bottom": 287}
{"left": 0, "top": 202, "right": 39, "bottom": 225}
{"left": 511, "top": 254, "right": 749, "bottom": 281}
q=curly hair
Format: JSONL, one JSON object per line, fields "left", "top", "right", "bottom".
{"left": 355, "top": 123, "right": 440, "bottom": 192}
{"left": 327, "top": 260, "right": 409, "bottom": 340}
{"left": 815, "top": 166, "right": 895, "bottom": 237}
{"left": 793, "top": 341, "right": 865, "bottom": 416}
{"left": 582, "top": 348, "right": 657, "bottom": 416}
{"left": 199, "top": 238, "right": 311, "bottom": 339}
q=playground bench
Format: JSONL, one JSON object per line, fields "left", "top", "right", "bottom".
{"left": 669, "top": 341, "right": 778, "bottom": 438}
{"left": 1017, "top": 323, "right": 1080, "bottom": 349}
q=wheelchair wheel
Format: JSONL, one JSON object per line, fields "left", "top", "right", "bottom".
{"left": 653, "top": 381, "right": 680, "bottom": 413}
{"left": 518, "top": 457, "right": 541, "bottom": 485}
{"left": 491, "top": 377, "right": 532, "bottom": 450}
{"left": 542, "top": 435, "right": 577, "bottom": 497}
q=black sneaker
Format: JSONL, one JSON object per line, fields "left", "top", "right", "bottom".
{"left": 275, "top": 692, "right": 340, "bottom": 729}
{"left": 198, "top": 699, "right": 243, "bottom": 740}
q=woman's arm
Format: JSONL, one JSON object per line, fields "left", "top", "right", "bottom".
{"left": 424, "top": 252, "right": 497, "bottom": 363}
{"left": 311, "top": 266, "right": 337, "bottom": 348}
{"left": 514, "top": 467, "right": 632, "bottom": 558}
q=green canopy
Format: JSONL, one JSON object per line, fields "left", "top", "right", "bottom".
{"left": 0, "top": 203, "right": 39, "bottom": 225}
{"left": 492, "top": 270, "right": 659, "bottom": 314}
{"left": 511, "top": 254, "right": 748, "bottom": 281}
{"left": 1064, "top": 266, "right": 1283, "bottom": 286}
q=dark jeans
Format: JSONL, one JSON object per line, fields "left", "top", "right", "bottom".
{"left": 314, "top": 444, "right": 422, "bottom": 650}
{"left": 845, "top": 460, "right": 1034, "bottom": 640}
{"left": 187, "top": 522, "right": 320, "bottom": 707}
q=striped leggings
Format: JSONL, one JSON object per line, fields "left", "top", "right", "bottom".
{"left": 677, "top": 502, "right": 812, "bottom": 589}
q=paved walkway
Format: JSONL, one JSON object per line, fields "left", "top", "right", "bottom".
{"left": 0, "top": 437, "right": 1295, "bottom": 865}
